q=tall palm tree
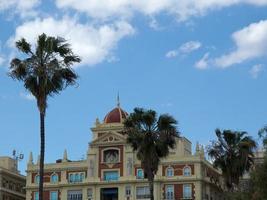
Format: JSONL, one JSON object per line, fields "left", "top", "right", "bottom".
{"left": 9, "top": 33, "right": 80, "bottom": 200}
{"left": 124, "top": 108, "right": 179, "bottom": 200}
{"left": 208, "top": 129, "right": 256, "bottom": 191}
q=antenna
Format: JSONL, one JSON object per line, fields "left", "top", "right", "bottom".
{"left": 12, "top": 150, "right": 24, "bottom": 172}
{"left": 117, "top": 92, "right": 120, "bottom": 107}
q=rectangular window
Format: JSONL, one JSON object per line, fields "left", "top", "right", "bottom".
{"left": 103, "top": 171, "right": 119, "bottom": 181}
{"left": 67, "top": 190, "right": 82, "bottom": 200}
{"left": 125, "top": 186, "right": 131, "bottom": 196}
{"left": 183, "top": 184, "right": 192, "bottom": 199}
{"left": 68, "top": 172, "right": 85, "bottom": 183}
{"left": 87, "top": 188, "right": 93, "bottom": 199}
{"left": 34, "top": 192, "right": 39, "bottom": 200}
{"left": 50, "top": 191, "right": 58, "bottom": 200}
{"left": 166, "top": 185, "right": 174, "bottom": 200}
{"left": 136, "top": 169, "right": 144, "bottom": 179}
{"left": 136, "top": 186, "right": 150, "bottom": 199}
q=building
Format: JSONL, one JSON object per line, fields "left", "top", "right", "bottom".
{"left": 239, "top": 148, "right": 266, "bottom": 191}
{"left": 0, "top": 156, "right": 26, "bottom": 200}
{"left": 26, "top": 103, "right": 223, "bottom": 200}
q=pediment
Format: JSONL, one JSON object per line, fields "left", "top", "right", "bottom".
{"left": 91, "top": 131, "right": 126, "bottom": 145}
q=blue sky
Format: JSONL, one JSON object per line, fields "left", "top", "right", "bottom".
{"left": 0, "top": 0, "right": 267, "bottom": 174}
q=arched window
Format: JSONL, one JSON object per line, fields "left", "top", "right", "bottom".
{"left": 166, "top": 167, "right": 174, "bottom": 177}
{"left": 136, "top": 169, "right": 144, "bottom": 179}
{"left": 183, "top": 166, "right": 191, "bottom": 176}
{"left": 34, "top": 175, "right": 40, "bottom": 184}
{"left": 51, "top": 173, "right": 58, "bottom": 183}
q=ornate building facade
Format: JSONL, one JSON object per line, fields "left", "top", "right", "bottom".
{"left": 25, "top": 104, "right": 223, "bottom": 200}
{"left": 0, "top": 157, "right": 26, "bottom": 200}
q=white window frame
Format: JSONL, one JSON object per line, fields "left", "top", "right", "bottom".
{"left": 102, "top": 170, "right": 119, "bottom": 181}
{"left": 68, "top": 172, "right": 85, "bottom": 183}
{"left": 50, "top": 173, "right": 59, "bottom": 183}
{"left": 136, "top": 186, "right": 150, "bottom": 199}
{"left": 125, "top": 185, "right": 131, "bottom": 196}
{"left": 87, "top": 188, "right": 93, "bottom": 199}
{"left": 183, "top": 184, "right": 192, "bottom": 199}
{"left": 165, "top": 185, "right": 174, "bottom": 200}
{"left": 183, "top": 166, "right": 192, "bottom": 176}
{"left": 67, "top": 190, "right": 83, "bottom": 200}
{"left": 166, "top": 167, "right": 174, "bottom": 177}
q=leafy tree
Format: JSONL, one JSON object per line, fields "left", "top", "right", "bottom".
{"left": 124, "top": 108, "right": 179, "bottom": 200}
{"left": 9, "top": 33, "right": 80, "bottom": 200}
{"left": 247, "top": 127, "right": 267, "bottom": 200}
{"left": 258, "top": 125, "right": 267, "bottom": 147}
{"left": 250, "top": 154, "right": 267, "bottom": 200}
{"left": 207, "top": 129, "right": 256, "bottom": 191}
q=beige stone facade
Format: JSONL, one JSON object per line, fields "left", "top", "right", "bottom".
{"left": 0, "top": 157, "right": 26, "bottom": 200}
{"left": 26, "top": 105, "right": 223, "bottom": 200}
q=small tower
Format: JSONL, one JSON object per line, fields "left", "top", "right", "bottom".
{"left": 28, "top": 152, "right": 33, "bottom": 165}
{"left": 195, "top": 142, "right": 200, "bottom": 156}
{"left": 200, "top": 145, "right": 205, "bottom": 158}
{"left": 63, "top": 149, "right": 68, "bottom": 162}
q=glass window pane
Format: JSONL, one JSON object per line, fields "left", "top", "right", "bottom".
{"left": 34, "top": 192, "right": 39, "bottom": 200}
{"left": 104, "top": 171, "right": 119, "bottom": 181}
{"left": 50, "top": 191, "right": 58, "bottom": 200}
{"left": 183, "top": 184, "right": 192, "bottom": 198}
{"left": 68, "top": 190, "right": 82, "bottom": 200}
{"left": 51, "top": 174, "right": 58, "bottom": 183}
{"left": 183, "top": 167, "right": 191, "bottom": 176}
{"left": 137, "top": 169, "right": 144, "bottom": 179}
{"left": 166, "top": 185, "right": 174, "bottom": 199}
{"left": 35, "top": 175, "right": 40, "bottom": 184}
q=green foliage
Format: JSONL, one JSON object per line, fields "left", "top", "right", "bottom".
{"left": 258, "top": 125, "right": 267, "bottom": 148}
{"left": 9, "top": 33, "right": 81, "bottom": 113}
{"left": 124, "top": 108, "right": 179, "bottom": 200}
{"left": 225, "top": 191, "right": 252, "bottom": 200}
{"left": 250, "top": 154, "right": 267, "bottom": 200}
{"left": 207, "top": 129, "right": 256, "bottom": 191}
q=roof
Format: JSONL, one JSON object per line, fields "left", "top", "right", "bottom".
{"left": 103, "top": 106, "right": 128, "bottom": 124}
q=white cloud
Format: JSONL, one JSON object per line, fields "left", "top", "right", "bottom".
{"left": 179, "top": 41, "right": 202, "bottom": 54}
{"left": 166, "top": 50, "right": 178, "bottom": 58}
{"left": 249, "top": 64, "right": 264, "bottom": 79}
{"left": 214, "top": 20, "right": 267, "bottom": 68}
{"left": 55, "top": 0, "right": 267, "bottom": 21}
{"left": 9, "top": 17, "right": 135, "bottom": 67}
{"left": 0, "top": 0, "right": 40, "bottom": 18}
{"left": 166, "top": 40, "right": 201, "bottom": 58}
{"left": 20, "top": 92, "right": 35, "bottom": 101}
{"left": 195, "top": 53, "right": 210, "bottom": 70}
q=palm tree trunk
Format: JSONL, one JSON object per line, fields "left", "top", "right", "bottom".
{"left": 149, "top": 179, "right": 154, "bottom": 200}
{"left": 39, "top": 112, "right": 45, "bottom": 200}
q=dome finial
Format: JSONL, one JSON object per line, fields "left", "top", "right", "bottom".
{"left": 117, "top": 92, "right": 120, "bottom": 107}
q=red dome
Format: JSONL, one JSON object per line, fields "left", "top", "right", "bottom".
{"left": 104, "top": 107, "right": 128, "bottom": 123}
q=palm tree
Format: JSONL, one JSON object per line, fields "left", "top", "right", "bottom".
{"left": 124, "top": 108, "right": 179, "bottom": 200}
{"left": 9, "top": 33, "right": 81, "bottom": 200}
{"left": 208, "top": 129, "right": 256, "bottom": 191}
